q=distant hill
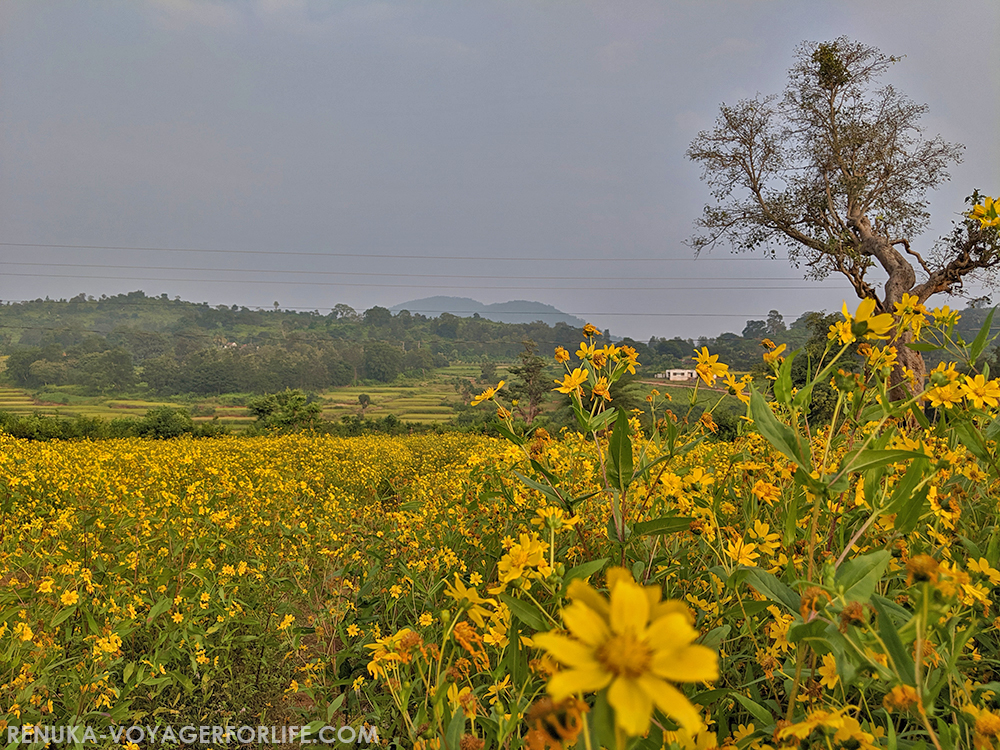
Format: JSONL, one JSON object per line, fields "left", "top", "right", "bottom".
{"left": 390, "top": 296, "right": 587, "bottom": 328}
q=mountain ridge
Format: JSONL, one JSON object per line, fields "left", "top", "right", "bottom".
{"left": 389, "top": 296, "right": 587, "bottom": 328}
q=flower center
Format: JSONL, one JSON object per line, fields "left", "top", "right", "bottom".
{"left": 596, "top": 632, "right": 652, "bottom": 679}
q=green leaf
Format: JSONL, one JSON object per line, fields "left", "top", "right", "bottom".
{"left": 445, "top": 709, "right": 465, "bottom": 750}
{"left": 836, "top": 449, "right": 929, "bottom": 476}
{"left": 529, "top": 459, "right": 562, "bottom": 487}
{"left": 699, "top": 624, "right": 730, "bottom": 651}
{"left": 882, "top": 456, "right": 929, "bottom": 515}
{"left": 326, "top": 693, "right": 346, "bottom": 723}
{"left": 51, "top": 605, "right": 77, "bottom": 627}
{"left": 970, "top": 308, "right": 996, "bottom": 366}
{"left": 749, "top": 387, "right": 808, "bottom": 471}
{"left": 147, "top": 597, "right": 172, "bottom": 624}
{"left": 872, "top": 597, "right": 915, "bottom": 685}
{"left": 563, "top": 558, "right": 609, "bottom": 587}
{"left": 788, "top": 619, "right": 827, "bottom": 644}
{"left": 773, "top": 350, "right": 798, "bottom": 406}
{"left": 589, "top": 407, "right": 617, "bottom": 434}
{"left": 893, "top": 485, "right": 930, "bottom": 535}
{"left": 731, "top": 693, "right": 773, "bottom": 727}
{"left": 607, "top": 408, "right": 634, "bottom": 493}
{"left": 909, "top": 402, "right": 931, "bottom": 429}
{"left": 498, "top": 593, "right": 547, "bottom": 632}
{"left": 589, "top": 691, "right": 616, "bottom": 749}
{"left": 741, "top": 567, "right": 801, "bottom": 612}
{"left": 783, "top": 484, "right": 801, "bottom": 547}
{"left": 633, "top": 515, "right": 692, "bottom": 537}
{"left": 512, "top": 471, "right": 562, "bottom": 505}
{"left": 494, "top": 421, "right": 525, "bottom": 446}
{"left": 836, "top": 550, "right": 891, "bottom": 604}
{"left": 82, "top": 607, "right": 100, "bottom": 635}
{"left": 954, "top": 420, "right": 990, "bottom": 463}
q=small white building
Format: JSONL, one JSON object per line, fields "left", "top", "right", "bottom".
{"left": 654, "top": 369, "right": 698, "bottom": 381}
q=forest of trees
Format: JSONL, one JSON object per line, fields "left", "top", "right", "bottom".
{"left": 0, "top": 290, "right": 994, "bottom": 397}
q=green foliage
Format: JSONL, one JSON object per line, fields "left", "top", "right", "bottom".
{"left": 246, "top": 389, "right": 322, "bottom": 432}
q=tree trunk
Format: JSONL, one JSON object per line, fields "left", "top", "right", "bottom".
{"left": 891, "top": 333, "right": 925, "bottom": 402}
{"left": 852, "top": 216, "right": 924, "bottom": 400}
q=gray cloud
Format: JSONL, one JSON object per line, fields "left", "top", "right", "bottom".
{"left": 1, "top": 0, "right": 996, "bottom": 341}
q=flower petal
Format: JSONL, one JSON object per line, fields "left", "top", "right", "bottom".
{"left": 607, "top": 677, "right": 653, "bottom": 737}
{"left": 856, "top": 297, "right": 876, "bottom": 322}
{"left": 547, "top": 665, "right": 612, "bottom": 701}
{"left": 651, "top": 644, "right": 718, "bottom": 683}
{"left": 610, "top": 579, "right": 649, "bottom": 634}
{"left": 561, "top": 601, "right": 611, "bottom": 647}
{"left": 533, "top": 632, "right": 599, "bottom": 669}
{"left": 638, "top": 675, "right": 702, "bottom": 734}
{"left": 645, "top": 612, "right": 697, "bottom": 650}
{"left": 565, "top": 579, "right": 611, "bottom": 619}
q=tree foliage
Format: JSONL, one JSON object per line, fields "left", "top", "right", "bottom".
{"left": 687, "top": 37, "right": 999, "bottom": 385}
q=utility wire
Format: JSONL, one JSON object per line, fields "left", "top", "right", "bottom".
{"left": 0, "top": 261, "right": 810, "bottom": 283}
{"left": 0, "top": 240, "right": 790, "bottom": 263}
{"left": 0, "top": 271, "right": 829, "bottom": 291}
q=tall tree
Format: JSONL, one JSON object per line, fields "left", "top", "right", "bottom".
{"left": 687, "top": 37, "right": 999, "bottom": 391}
{"left": 506, "top": 339, "right": 548, "bottom": 424}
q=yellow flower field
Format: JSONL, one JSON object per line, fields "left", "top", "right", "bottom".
{"left": 6, "top": 227, "right": 1000, "bottom": 748}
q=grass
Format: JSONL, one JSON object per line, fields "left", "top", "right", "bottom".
{"left": 0, "top": 365, "right": 488, "bottom": 428}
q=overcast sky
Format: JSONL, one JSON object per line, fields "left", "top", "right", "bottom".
{"left": 1, "top": 0, "right": 997, "bottom": 341}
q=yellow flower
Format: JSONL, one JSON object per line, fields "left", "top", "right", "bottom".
{"left": 554, "top": 346, "right": 570, "bottom": 363}
{"left": 347, "top": 623, "right": 361, "bottom": 637}
{"left": 447, "top": 684, "right": 478, "bottom": 718}
{"left": 926, "top": 382, "right": 963, "bottom": 409}
{"left": 865, "top": 345, "right": 898, "bottom": 372}
{"left": 486, "top": 675, "right": 511, "bottom": 705}
{"left": 37, "top": 579, "right": 54, "bottom": 594}
{"left": 533, "top": 568, "right": 717, "bottom": 737}
{"left": 591, "top": 377, "right": 611, "bottom": 401}
{"left": 60, "top": 590, "right": 79, "bottom": 607}
{"left": 762, "top": 343, "right": 786, "bottom": 365}
{"left": 13, "top": 622, "right": 33, "bottom": 642}
{"left": 472, "top": 380, "right": 505, "bottom": 406}
{"left": 554, "top": 368, "right": 588, "bottom": 395}
{"left": 960, "top": 374, "right": 1000, "bottom": 409}
{"left": 582, "top": 323, "right": 600, "bottom": 337}
{"left": 576, "top": 341, "right": 596, "bottom": 361}
{"left": 418, "top": 612, "right": 434, "bottom": 627}
{"left": 444, "top": 574, "right": 495, "bottom": 628}
{"left": 971, "top": 196, "right": 1000, "bottom": 228}
{"left": 725, "top": 538, "right": 759, "bottom": 567}
{"left": 493, "top": 533, "right": 551, "bottom": 592}
{"left": 828, "top": 319, "right": 854, "bottom": 345}
{"left": 779, "top": 708, "right": 847, "bottom": 740}
{"left": 277, "top": 614, "right": 296, "bottom": 631}
{"left": 931, "top": 305, "right": 961, "bottom": 327}
{"left": 692, "top": 347, "right": 728, "bottom": 386}
{"left": 818, "top": 652, "right": 839, "bottom": 689}
{"left": 172, "top": 612, "right": 184, "bottom": 624}
{"left": 893, "top": 293, "right": 928, "bottom": 339}
{"left": 842, "top": 298, "right": 894, "bottom": 341}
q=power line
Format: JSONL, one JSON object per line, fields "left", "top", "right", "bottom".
{"left": 0, "top": 240, "right": 790, "bottom": 263}
{"left": 0, "top": 261, "right": 809, "bottom": 283}
{"left": 0, "top": 271, "right": 829, "bottom": 291}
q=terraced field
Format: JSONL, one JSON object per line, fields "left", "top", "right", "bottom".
{"left": 320, "top": 365, "right": 485, "bottom": 423}
{"left": 0, "top": 388, "right": 255, "bottom": 427}
{"left": 0, "top": 364, "right": 490, "bottom": 428}
{"left": 0, "top": 388, "right": 36, "bottom": 413}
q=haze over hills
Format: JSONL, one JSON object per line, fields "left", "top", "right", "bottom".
{"left": 389, "top": 296, "right": 587, "bottom": 328}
